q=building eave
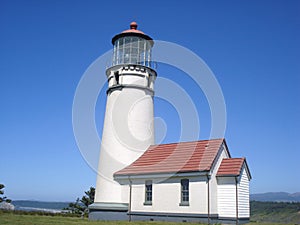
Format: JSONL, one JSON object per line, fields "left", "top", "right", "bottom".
{"left": 243, "top": 158, "right": 252, "bottom": 180}
{"left": 114, "top": 170, "right": 210, "bottom": 181}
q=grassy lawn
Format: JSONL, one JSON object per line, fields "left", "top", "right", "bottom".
{"left": 0, "top": 212, "right": 196, "bottom": 225}
{"left": 1, "top": 202, "right": 298, "bottom": 225}
{"left": 0, "top": 212, "right": 298, "bottom": 225}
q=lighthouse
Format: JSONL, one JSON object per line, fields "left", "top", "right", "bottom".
{"left": 89, "top": 22, "right": 157, "bottom": 220}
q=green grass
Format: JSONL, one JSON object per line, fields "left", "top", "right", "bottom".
{"left": 0, "top": 212, "right": 298, "bottom": 225}
{"left": 0, "top": 211, "right": 200, "bottom": 225}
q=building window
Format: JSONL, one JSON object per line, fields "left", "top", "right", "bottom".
{"left": 180, "top": 179, "right": 189, "bottom": 206}
{"left": 144, "top": 180, "right": 152, "bottom": 205}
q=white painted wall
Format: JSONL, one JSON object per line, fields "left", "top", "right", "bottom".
{"left": 209, "top": 144, "right": 230, "bottom": 214}
{"left": 94, "top": 66, "right": 156, "bottom": 204}
{"left": 131, "top": 176, "right": 208, "bottom": 214}
{"left": 217, "top": 176, "right": 237, "bottom": 218}
{"left": 238, "top": 165, "right": 250, "bottom": 218}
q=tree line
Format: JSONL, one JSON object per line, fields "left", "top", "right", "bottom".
{"left": 63, "top": 187, "right": 95, "bottom": 217}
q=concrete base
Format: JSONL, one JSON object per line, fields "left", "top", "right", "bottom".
{"left": 130, "top": 212, "right": 249, "bottom": 224}
{"left": 130, "top": 211, "right": 218, "bottom": 223}
{"left": 89, "top": 206, "right": 250, "bottom": 224}
{"left": 88, "top": 202, "right": 128, "bottom": 221}
{"left": 218, "top": 217, "right": 250, "bottom": 224}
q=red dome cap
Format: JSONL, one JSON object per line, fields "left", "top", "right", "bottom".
{"left": 130, "top": 21, "right": 137, "bottom": 29}
{"left": 121, "top": 21, "right": 145, "bottom": 34}
{"left": 112, "top": 22, "right": 153, "bottom": 46}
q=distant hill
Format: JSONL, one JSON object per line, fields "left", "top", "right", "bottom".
{"left": 251, "top": 192, "right": 300, "bottom": 202}
{"left": 250, "top": 201, "right": 300, "bottom": 223}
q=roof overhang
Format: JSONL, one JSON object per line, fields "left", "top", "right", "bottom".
{"left": 114, "top": 170, "right": 210, "bottom": 182}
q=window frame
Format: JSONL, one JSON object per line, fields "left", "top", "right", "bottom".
{"left": 144, "top": 180, "right": 152, "bottom": 205}
{"left": 180, "top": 178, "right": 190, "bottom": 206}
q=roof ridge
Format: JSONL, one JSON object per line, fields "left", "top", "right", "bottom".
{"left": 148, "top": 138, "right": 225, "bottom": 147}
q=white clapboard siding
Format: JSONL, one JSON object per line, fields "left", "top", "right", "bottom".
{"left": 238, "top": 166, "right": 250, "bottom": 218}
{"left": 209, "top": 147, "right": 230, "bottom": 214}
{"left": 217, "top": 177, "right": 236, "bottom": 218}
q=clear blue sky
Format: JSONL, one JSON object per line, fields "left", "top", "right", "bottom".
{"left": 1, "top": 0, "right": 299, "bottom": 201}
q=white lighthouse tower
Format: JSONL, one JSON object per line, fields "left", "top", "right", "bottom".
{"left": 89, "top": 22, "right": 156, "bottom": 220}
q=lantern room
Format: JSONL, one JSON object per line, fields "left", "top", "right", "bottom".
{"left": 111, "top": 22, "right": 154, "bottom": 67}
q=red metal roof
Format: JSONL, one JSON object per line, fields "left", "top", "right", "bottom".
{"left": 115, "top": 138, "right": 225, "bottom": 176}
{"left": 216, "top": 158, "right": 245, "bottom": 176}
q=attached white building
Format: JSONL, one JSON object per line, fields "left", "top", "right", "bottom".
{"left": 114, "top": 138, "right": 251, "bottom": 224}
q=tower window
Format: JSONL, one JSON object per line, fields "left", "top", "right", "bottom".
{"left": 114, "top": 71, "right": 119, "bottom": 84}
{"left": 144, "top": 180, "right": 152, "bottom": 205}
{"left": 180, "top": 179, "right": 189, "bottom": 206}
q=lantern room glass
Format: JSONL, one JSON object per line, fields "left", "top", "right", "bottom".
{"left": 112, "top": 36, "right": 152, "bottom": 67}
